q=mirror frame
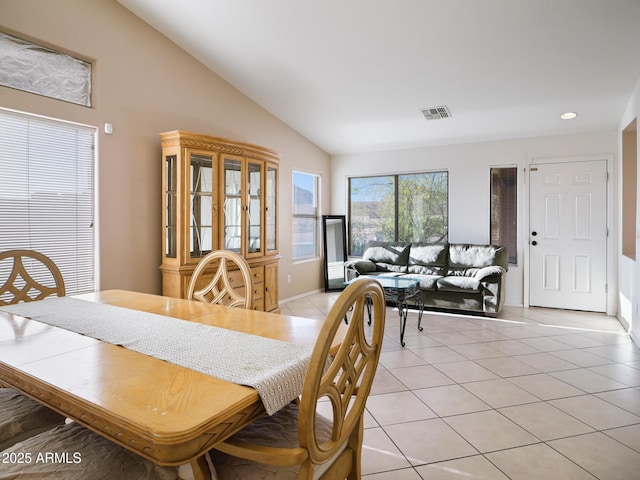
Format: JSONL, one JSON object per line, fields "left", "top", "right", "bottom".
{"left": 321, "top": 215, "right": 348, "bottom": 292}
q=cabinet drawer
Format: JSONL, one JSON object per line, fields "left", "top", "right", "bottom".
{"left": 250, "top": 267, "right": 264, "bottom": 302}
{"left": 250, "top": 267, "right": 264, "bottom": 283}
{"left": 226, "top": 267, "right": 263, "bottom": 302}
{"left": 226, "top": 267, "right": 263, "bottom": 285}
{"left": 251, "top": 298, "right": 265, "bottom": 311}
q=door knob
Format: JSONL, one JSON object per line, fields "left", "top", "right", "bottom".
{"left": 531, "top": 231, "right": 537, "bottom": 236}
{"left": 532, "top": 241, "right": 538, "bottom": 246}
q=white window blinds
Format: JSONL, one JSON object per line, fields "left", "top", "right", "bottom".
{"left": 0, "top": 109, "right": 96, "bottom": 296}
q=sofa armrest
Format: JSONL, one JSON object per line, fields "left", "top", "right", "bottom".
{"left": 478, "top": 268, "right": 507, "bottom": 315}
{"left": 474, "top": 265, "right": 505, "bottom": 281}
{"left": 344, "top": 259, "right": 377, "bottom": 280}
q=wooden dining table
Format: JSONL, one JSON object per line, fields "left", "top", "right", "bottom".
{"left": 0, "top": 290, "right": 341, "bottom": 479}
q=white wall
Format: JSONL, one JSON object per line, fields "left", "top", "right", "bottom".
{"left": 331, "top": 131, "right": 617, "bottom": 308}
{"left": 618, "top": 79, "right": 640, "bottom": 344}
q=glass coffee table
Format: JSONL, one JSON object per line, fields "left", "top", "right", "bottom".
{"left": 346, "top": 275, "right": 424, "bottom": 346}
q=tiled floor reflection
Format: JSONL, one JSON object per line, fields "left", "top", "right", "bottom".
{"left": 280, "top": 293, "right": 640, "bottom": 479}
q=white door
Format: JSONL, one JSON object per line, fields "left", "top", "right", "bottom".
{"left": 529, "top": 160, "right": 607, "bottom": 312}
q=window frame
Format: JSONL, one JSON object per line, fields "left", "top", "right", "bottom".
{"left": 0, "top": 32, "right": 92, "bottom": 107}
{"left": 292, "top": 171, "right": 320, "bottom": 262}
{"left": 490, "top": 165, "right": 518, "bottom": 265}
{"left": 348, "top": 171, "right": 449, "bottom": 256}
{"left": 0, "top": 108, "right": 98, "bottom": 297}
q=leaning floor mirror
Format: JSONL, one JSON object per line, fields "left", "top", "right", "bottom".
{"left": 322, "top": 215, "right": 348, "bottom": 292}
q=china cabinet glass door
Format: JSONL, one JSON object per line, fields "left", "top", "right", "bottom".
{"left": 247, "top": 160, "right": 262, "bottom": 255}
{"left": 165, "top": 155, "right": 177, "bottom": 258}
{"left": 223, "top": 157, "right": 243, "bottom": 253}
{"left": 266, "top": 163, "right": 278, "bottom": 254}
{"left": 189, "top": 152, "right": 214, "bottom": 258}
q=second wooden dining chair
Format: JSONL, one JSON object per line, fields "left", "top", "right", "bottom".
{"left": 0, "top": 249, "right": 66, "bottom": 306}
{"left": 208, "top": 277, "right": 386, "bottom": 480}
{"left": 187, "top": 250, "right": 255, "bottom": 309}
{"left": 0, "top": 249, "right": 68, "bottom": 448}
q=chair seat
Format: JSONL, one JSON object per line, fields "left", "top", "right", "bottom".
{"left": 0, "top": 388, "right": 66, "bottom": 450}
{"left": 209, "top": 403, "right": 340, "bottom": 480}
{"left": 0, "top": 422, "right": 178, "bottom": 479}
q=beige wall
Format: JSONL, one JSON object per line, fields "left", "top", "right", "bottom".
{"left": 618, "top": 77, "right": 640, "bottom": 345}
{"left": 621, "top": 120, "right": 637, "bottom": 260}
{"left": 0, "top": 0, "right": 331, "bottom": 299}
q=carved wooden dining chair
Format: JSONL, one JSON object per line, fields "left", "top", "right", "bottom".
{"left": 209, "top": 277, "right": 386, "bottom": 480}
{"left": 187, "top": 250, "right": 254, "bottom": 309}
{"left": 0, "top": 250, "right": 68, "bottom": 448}
{"left": 0, "top": 249, "right": 66, "bottom": 306}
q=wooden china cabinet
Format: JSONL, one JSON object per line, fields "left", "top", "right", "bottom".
{"left": 159, "top": 130, "right": 280, "bottom": 312}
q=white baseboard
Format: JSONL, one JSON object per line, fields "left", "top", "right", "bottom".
{"left": 618, "top": 314, "right": 630, "bottom": 331}
{"left": 280, "top": 289, "right": 323, "bottom": 305}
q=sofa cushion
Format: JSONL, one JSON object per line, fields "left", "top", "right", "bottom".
{"left": 404, "top": 274, "right": 441, "bottom": 291}
{"left": 436, "top": 276, "right": 482, "bottom": 293}
{"left": 407, "top": 243, "right": 448, "bottom": 275}
{"left": 363, "top": 242, "right": 411, "bottom": 273}
{"left": 448, "top": 244, "right": 504, "bottom": 269}
{"left": 345, "top": 259, "right": 377, "bottom": 274}
{"left": 445, "top": 267, "right": 481, "bottom": 277}
{"left": 376, "top": 263, "right": 407, "bottom": 273}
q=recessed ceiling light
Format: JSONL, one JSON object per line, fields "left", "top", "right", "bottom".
{"left": 560, "top": 112, "right": 578, "bottom": 120}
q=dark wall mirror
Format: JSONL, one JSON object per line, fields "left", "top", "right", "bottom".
{"left": 322, "top": 215, "right": 347, "bottom": 292}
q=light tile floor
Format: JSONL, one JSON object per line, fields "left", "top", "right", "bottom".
{"left": 280, "top": 292, "right": 640, "bottom": 479}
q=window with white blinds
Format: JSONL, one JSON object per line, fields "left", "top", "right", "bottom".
{"left": 0, "top": 109, "right": 96, "bottom": 297}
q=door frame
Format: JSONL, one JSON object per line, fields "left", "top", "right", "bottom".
{"left": 524, "top": 155, "right": 616, "bottom": 316}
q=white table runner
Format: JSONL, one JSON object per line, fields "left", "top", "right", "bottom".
{"left": 0, "top": 297, "right": 313, "bottom": 415}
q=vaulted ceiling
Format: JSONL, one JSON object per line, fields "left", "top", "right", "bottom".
{"left": 118, "top": 0, "right": 640, "bottom": 155}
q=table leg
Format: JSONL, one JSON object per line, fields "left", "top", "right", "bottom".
{"left": 190, "top": 454, "right": 212, "bottom": 480}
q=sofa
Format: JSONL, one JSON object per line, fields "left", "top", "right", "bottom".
{"left": 345, "top": 241, "right": 508, "bottom": 316}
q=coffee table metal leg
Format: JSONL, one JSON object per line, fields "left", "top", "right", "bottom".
{"left": 397, "top": 291, "right": 409, "bottom": 347}
{"left": 415, "top": 291, "right": 424, "bottom": 332}
{"left": 398, "top": 304, "right": 408, "bottom": 346}
{"left": 398, "top": 290, "right": 423, "bottom": 347}
{"left": 345, "top": 277, "right": 423, "bottom": 346}
{"left": 343, "top": 294, "right": 373, "bottom": 325}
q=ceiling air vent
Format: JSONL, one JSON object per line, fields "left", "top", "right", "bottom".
{"left": 421, "top": 105, "right": 451, "bottom": 120}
